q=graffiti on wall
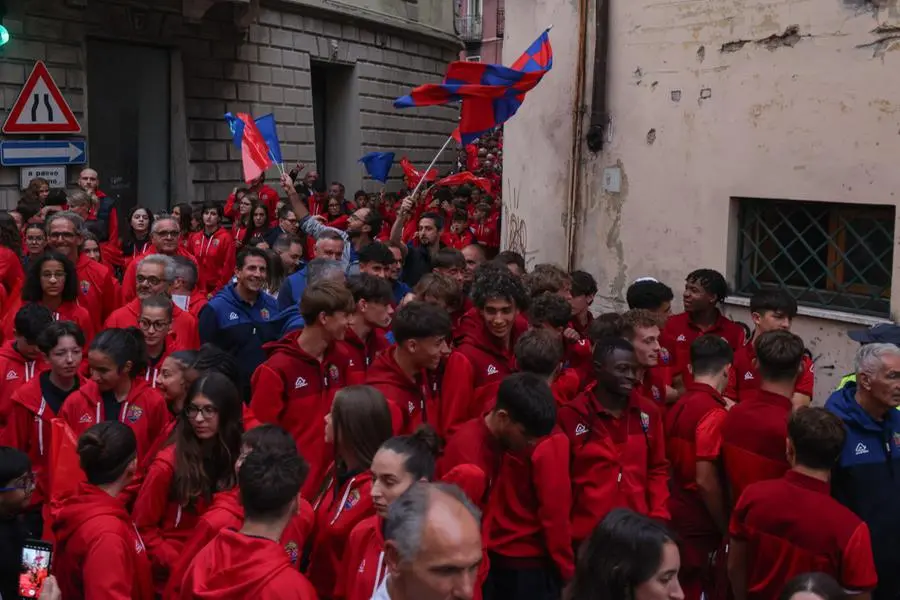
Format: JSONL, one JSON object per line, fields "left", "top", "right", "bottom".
{"left": 505, "top": 186, "right": 527, "bottom": 256}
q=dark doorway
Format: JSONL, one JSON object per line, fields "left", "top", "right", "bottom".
{"left": 310, "top": 61, "right": 360, "bottom": 188}
{"left": 86, "top": 40, "right": 170, "bottom": 215}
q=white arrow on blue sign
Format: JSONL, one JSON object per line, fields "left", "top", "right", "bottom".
{"left": 0, "top": 140, "right": 86, "bottom": 166}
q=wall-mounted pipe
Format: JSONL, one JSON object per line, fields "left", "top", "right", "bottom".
{"left": 564, "top": 0, "right": 590, "bottom": 270}
{"left": 586, "top": 0, "right": 610, "bottom": 152}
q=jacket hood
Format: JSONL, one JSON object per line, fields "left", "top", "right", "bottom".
{"left": 825, "top": 382, "right": 900, "bottom": 432}
{"left": 261, "top": 330, "right": 323, "bottom": 364}
{"left": 186, "top": 528, "right": 294, "bottom": 597}
{"left": 78, "top": 377, "right": 157, "bottom": 408}
{"left": 0, "top": 340, "right": 36, "bottom": 368}
{"left": 52, "top": 483, "right": 132, "bottom": 549}
{"left": 208, "top": 488, "right": 244, "bottom": 521}
{"left": 366, "top": 350, "right": 419, "bottom": 393}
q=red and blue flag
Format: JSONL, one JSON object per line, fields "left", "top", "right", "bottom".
{"left": 394, "top": 29, "right": 552, "bottom": 144}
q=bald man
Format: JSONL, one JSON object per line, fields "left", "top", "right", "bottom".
{"left": 78, "top": 167, "right": 119, "bottom": 252}
{"left": 378, "top": 483, "right": 483, "bottom": 600}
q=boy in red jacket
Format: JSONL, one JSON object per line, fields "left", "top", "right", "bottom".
{"left": 366, "top": 301, "right": 451, "bottom": 436}
{"left": 528, "top": 293, "right": 592, "bottom": 383}
{"left": 665, "top": 335, "right": 733, "bottom": 600}
{"left": 558, "top": 337, "right": 670, "bottom": 547}
{"left": 166, "top": 424, "right": 316, "bottom": 599}
{"left": 724, "top": 289, "right": 814, "bottom": 408}
{"left": 622, "top": 309, "right": 674, "bottom": 410}
{"left": 250, "top": 280, "right": 355, "bottom": 500}
{"left": 484, "top": 373, "right": 574, "bottom": 599}
{"left": 177, "top": 428, "right": 317, "bottom": 600}
{"left": 441, "top": 266, "right": 528, "bottom": 437}
{"left": 0, "top": 304, "right": 52, "bottom": 430}
{"left": 341, "top": 274, "right": 394, "bottom": 384}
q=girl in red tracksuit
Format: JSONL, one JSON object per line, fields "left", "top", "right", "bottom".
{"left": 336, "top": 426, "right": 442, "bottom": 600}
{"left": 0, "top": 321, "right": 86, "bottom": 532}
{"left": 137, "top": 296, "right": 184, "bottom": 389}
{"left": 189, "top": 202, "right": 236, "bottom": 296}
{"left": 2, "top": 252, "right": 95, "bottom": 346}
{"left": 307, "top": 386, "right": 394, "bottom": 600}
{"left": 59, "top": 328, "right": 169, "bottom": 463}
{"left": 133, "top": 372, "right": 243, "bottom": 595}
{"left": 52, "top": 421, "right": 154, "bottom": 600}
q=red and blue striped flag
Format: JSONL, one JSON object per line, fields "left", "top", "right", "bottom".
{"left": 394, "top": 29, "right": 552, "bottom": 144}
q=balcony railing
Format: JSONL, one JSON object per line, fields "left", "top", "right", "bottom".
{"left": 455, "top": 15, "right": 483, "bottom": 42}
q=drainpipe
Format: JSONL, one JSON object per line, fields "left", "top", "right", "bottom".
{"left": 586, "top": 0, "right": 610, "bottom": 153}
{"left": 564, "top": 0, "right": 591, "bottom": 270}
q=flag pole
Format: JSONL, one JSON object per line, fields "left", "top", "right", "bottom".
{"left": 410, "top": 134, "right": 454, "bottom": 199}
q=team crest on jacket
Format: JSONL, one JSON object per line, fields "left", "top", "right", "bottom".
{"left": 408, "top": 401, "right": 415, "bottom": 415}
{"left": 126, "top": 404, "right": 144, "bottom": 424}
{"left": 651, "top": 386, "right": 661, "bottom": 402}
{"left": 639, "top": 411, "right": 650, "bottom": 433}
{"left": 328, "top": 364, "right": 340, "bottom": 381}
{"left": 344, "top": 488, "right": 360, "bottom": 510}
{"left": 212, "top": 238, "right": 220, "bottom": 247}
{"left": 893, "top": 433, "right": 900, "bottom": 449}
{"left": 659, "top": 347, "right": 670, "bottom": 365}
{"left": 260, "top": 308, "right": 270, "bottom": 320}
{"left": 284, "top": 541, "right": 299, "bottom": 565}
{"left": 80, "top": 280, "right": 90, "bottom": 294}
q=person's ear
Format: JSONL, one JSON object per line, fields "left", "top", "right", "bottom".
{"left": 122, "top": 360, "right": 134, "bottom": 376}
{"left": 785, "top": 437, "right": 796, "bottom": 466}
{"left": 383, "top": 540, "right": 403, "bottom": 573}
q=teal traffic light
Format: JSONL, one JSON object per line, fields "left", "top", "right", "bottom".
{"left": 0, "top": 25, "right": 9, "bottom": 47}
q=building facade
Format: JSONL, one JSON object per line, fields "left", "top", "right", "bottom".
{"left": 504, "top": 0, "right": 900, "bottom": 401}
{"left": 0, "top": 0, "right": 460, "bottom": 215}
{"left": 455, "top": 0, "right": 503, "bottom": 64}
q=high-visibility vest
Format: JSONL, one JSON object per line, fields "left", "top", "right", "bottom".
{"left": 836, "top": 374, "right": 856, "bottom": 390}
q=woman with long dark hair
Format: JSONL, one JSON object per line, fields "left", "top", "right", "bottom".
{"left": 22, "top": 223, "right": 46, "bottom": 269}
{"left": 23, "top": 177, "right": 50, "bottom": 205}
{"left": 171, "top": 203, "right": 193, "bottom": 252}
{"left": 133, "top": 372, "right": 243, "bottom": 594}
{"left": 307, "top": 385, "right": 394, "bottom": 600}
{"left": 52, "top": 421, "right": 153, "bottom": 599}
{"left": 564, "top": 509, "right": 684, "bottom": 600}
{"left": 231, "top": 190, "right": 258, "bottom": 247}
{"left": 2, "top": 252, "right": 94, "bottom": 344}
{"left": 337, "top": 425, "right": 442, "bottom": 600}
{"left": 251, "top": 202, "right": 270, "bottom": 236}
{"left": 0, "top": 212, "right": 24, "bottom": 316}
{"left": 325, "top": 197, "right": 349, "bottom": 230}
{"left": 59, "top": 327, "right": 169, "bottom": 462}
{"left": 118, "top": 206, "right": 154, "bottom": 267}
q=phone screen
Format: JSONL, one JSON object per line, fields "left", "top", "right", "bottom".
{"left": 19, "top": 540, "right": 52, "bottom": 599}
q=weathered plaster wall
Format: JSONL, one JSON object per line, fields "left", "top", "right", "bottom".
{"left": 505, "top": 0, "right": 900, "bottom": 401}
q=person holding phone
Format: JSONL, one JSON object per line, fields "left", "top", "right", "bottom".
{"left": 52, "top": 421, "right": 153, "bottom": 600}
{"left": 0, "top": 447, "right": 33, "bottom": 600}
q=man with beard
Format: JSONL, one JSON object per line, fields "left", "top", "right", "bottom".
{"left": 198, "top": 248, "right": 279, "bottom": 400}
{"left": 390, "top": 196, "right": 445, "bottom": 287}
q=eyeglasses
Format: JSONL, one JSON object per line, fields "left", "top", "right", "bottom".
{"left": 139, "top": 318, "right": 170, "bottom": 331}
{"left": 49, "top": 231, "right": 76, "bottom": 240}
{"left": 154, "top": 230, "right": 180, "bottom": 238}
{"left": 0, "top": 472, "right": 35, "bottom": 493}
{"left": 185, "top": 404, "right": 218, "bottom": 419}
{"left": 136, "top": 275, "right": 163, "bottom": 286}
{"left": 26, "top": 236, "right": 45, "bottom": 243}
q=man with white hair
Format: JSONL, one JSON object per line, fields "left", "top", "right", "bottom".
{"left": 276, "top": 230, "right": 346, "bottom": 311}
{"left": 104, "top": 254, "right": 200, "bottom": 349}
{"left": 375, "top": 483, "right": 483, "bottom": 600}
{"left": 45, "top": 211, "right": 117, "bottom": 330}
{"left": 121, "top": 215, "right": 197, "bottom": 303}
{"left": 826, "top": 343, "right": 900, "bottom": 600}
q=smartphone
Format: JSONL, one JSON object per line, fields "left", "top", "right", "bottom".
{"left": 18, "top": 539, "right": 52, "bottom": 599}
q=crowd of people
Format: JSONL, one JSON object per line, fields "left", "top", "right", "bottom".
{"left": 0, "top": 146, "right": 897, "bottom": 600}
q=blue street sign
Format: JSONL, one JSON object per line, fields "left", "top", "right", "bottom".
{"left": 0, "top": 139, "right": 86, "bottom": 166}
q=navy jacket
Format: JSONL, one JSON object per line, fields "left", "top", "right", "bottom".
{"left": 198, "top": 283, "right": 280, "bottom": 400}
{"left": 277, "top": 267, "right": 308, "bottom": 311}
{"left": 826, "top": 383, "right": 900, "bottom": 600}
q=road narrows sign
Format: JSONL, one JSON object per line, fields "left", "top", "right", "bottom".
{"left": 2, "top": 61, "right": 81, "bottom": 134}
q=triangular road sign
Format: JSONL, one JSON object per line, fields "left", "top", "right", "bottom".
{"left": 3, "top": 61, "right": 81, "bottom": 134}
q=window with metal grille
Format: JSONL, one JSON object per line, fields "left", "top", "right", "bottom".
{"left": 735, "top": 198, "right": 894, "bottom": 317}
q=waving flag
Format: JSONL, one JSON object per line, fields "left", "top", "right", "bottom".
{"left": 359, "top": 152, "right": 395, "bottom": 183}
{"left": 394, "top": 29, "right": 553, "bottom": 143}
{"left": 227, "top": 113, "right": 273, "bottom": 183}
{"left": 435, "top": 172, "right": 492, "bottom": 194}
{"left": 400, "top": 157, "right": 437, "bottom": 189}
{"left": 225, "top": 112, "right": 283, "bottom": 168}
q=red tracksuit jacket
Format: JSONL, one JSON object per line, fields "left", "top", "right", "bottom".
{"left": 1, "top": 300, "right": 95, "bottom": 348}
{"left": 307, "top": 469, "right": 375, "bottom": 600}
{"left": 189, "top": 228, "right": 236, "bottom": 295}
{"left": 0, "top": 340, "right": 46, "bottom": 429}
{"left": 121, "top": 245, "right": 197, "bottom": 304}
{"left": 164, "top": 487, "right": 315, "bottom": 599}
{"left": 249, "top": 331, "right": 352, "bottom": 500}
{"left": 75, "top": 252, "right": 119, "bottom": 331}
{"left": 340, "top": 326, "right": 392, "bottom": 385}
{"left": 0, "top": 374, "right": 87, "bottom": 508}
{"left": 177, "top": 528, "right": 318, "bottom": 600}
{"left": 59, "top": 378, "right": 169, "bottom": 464}
{"left": 441, "top": 315, "right": 518, "bottom": 438}
{"left": 104, "top": 298, "right": 201, "bottom": 350}
{"left": 336, "top": 515, "right": 386, "bottom": 600}
{"left": 436, "top": 416, "right": 503, "bottom": 509}
{"left": 224, "top": 184, "right": 280, "bottom": 221}
{"left": 132, "top": 444, "right": 210, "bottom": 593}
{"left": 365, "top": 348, "right": 441, "bottom": 435}
{"left": 725, "top": 340, "right": 815, "bottom": 402}
{"left": 52, "top": 482, "right": 154, "bottom": 600}
{"left": 558, "top": 383, "right": 670, "bottom": 543}
{"left": 487, "top": 429, "right": 575, "bottom": 580}
{"left": 0, "top": 246, "right": 23, "bottom": 308}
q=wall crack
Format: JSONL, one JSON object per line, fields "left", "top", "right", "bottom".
{"left": 720, "top": 25, "right": 807, "bottom": 53}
